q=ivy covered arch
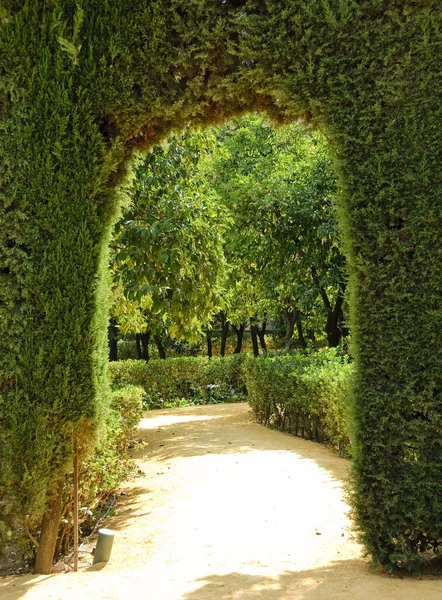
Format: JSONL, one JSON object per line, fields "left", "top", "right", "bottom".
{"left": 1, "top": 0, "right": 442, "bottom": 573}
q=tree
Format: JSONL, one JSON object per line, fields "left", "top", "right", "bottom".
{"left": 111, "top": 134, "right": 228, "bottom": 351}
{"left": 204, "top": 116, "right": 346, "bottom": 347}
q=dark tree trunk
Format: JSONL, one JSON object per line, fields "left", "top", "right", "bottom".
{"left": 232, "top": 323, "right": 245, "bottom": 354}
{"left": 250, "top": 318, "right": 260, "bottom": 357}
{"left": 207, "top": 332, "right": 213, "bottom": 358}
{"left": 307, "top": 328, "right": 316, "bottom": 342}
{"left": 140, "top": 331, "right": 150, "bottom": 362}
{"left": 154, "top": 334, "right": 166, "bottom": 359}
{"left": 296, "top": 318, "right": 307, "bottom": 349}
{"left": 220, "top": 315, "right": 229, "bottom": 357}
{"left": 324, "top": 282, "right": 346, "bottom": 347}
{"left": 282, "top": 309, "right": 297, "bottom": 341}
{"left": 108, "top": 317, "right": 118, "bottom": 362}
{"left": 256, "top": 319, "right": 267, "bottom": 353}
{"left": 34, "top": 477, "right": 65, "bottom": 574}
{"left": 135, "top": 334, "right": 142, "bottom": 360}
{"left": 339, "top": 309, "right": 350, "bottom": 339}
{"left": 311, "top": 268, "right": 346, "bottom": 348}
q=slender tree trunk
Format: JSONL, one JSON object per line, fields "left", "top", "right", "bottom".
{"left": 250, "top": 318, "right": 260, "bottom": 357}
{"left": 220, "top": 315, "right": 229, "bottom": 357}
{"left": 311, "top": 268, "right": 346, "bottom": 348}
{"left": 256, "top": 319, "right": 267, "bottom": 353}
{"left": 34, "top": 477, "right": 65, "bottom": 574}
{"left": 232, "top": 323, "right": 245, "bottom": 354}
{"left": 296, "top": 318, "right": 307, "bottom": 349}
{"left": 108, "top": 317, "right": 118, "bottom": 362}
{"left": 135, "top": 334, "right": 142, "bottom": 360}
{"left": 283, "top": 309, "right": 297, "bottom": 341}
{"left": 207, "top": 332, "right": 213, "bottom": 358}
{"left": 326, "top": 312, "right": 341, "bottom": 347}
{"left": 140, "top": 331, "right": 150, "bottom": 362}
{"left": 154, "top": 335, "right": 166, "bottom": 359}
{"left": 325, "top": 282, "right": 346, "bottom": 347}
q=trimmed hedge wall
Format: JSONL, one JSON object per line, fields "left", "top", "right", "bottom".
{"left": 2, "top": 0, "right": 442, "bottom": 572}
{"left": 245, "top": 350, "right": 353, "bottom": 457}
{"left": 109, "top": 355, "right": 247, "bottom": 407}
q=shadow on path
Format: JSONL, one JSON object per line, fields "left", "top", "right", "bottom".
{"left": 133, "top": 402, "right": 349, "bottom": 483}
{"left": 182, "top": 561, "right": 442, "bottom": 600}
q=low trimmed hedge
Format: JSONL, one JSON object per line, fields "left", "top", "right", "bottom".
{"left": 109, "top": 352, "right": 352, "bottom": 457}
{"left": 109, "top": 354, "right": 247, "bottom": 408}
{"left": 245, "top": 349, "right": 353, "bottom": 456}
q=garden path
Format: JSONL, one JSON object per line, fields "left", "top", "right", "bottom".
{"left": 1, "top": 402, "right": 442, "bottom": 599}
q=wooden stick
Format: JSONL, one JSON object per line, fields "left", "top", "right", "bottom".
{"left": 73, "top": 436, "right": 79, "bottom": 572}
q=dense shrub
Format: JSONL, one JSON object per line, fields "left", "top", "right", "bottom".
{"left": 109, "top": 355, "right": 247, "bottom": 409}
{"left": 3, "top": 0, "right": 442, "bottom": 574}
{"left": 55, "top": 384, "right": 144, "bottom": 558}
{"left": 117, "top": 340, "right": 139, "bottom": 361}
{"left": 1, "top": 385, "right": 144, "bottom": 567}
{"left": 245, "top": 350, "right": 353, "bottom": 457}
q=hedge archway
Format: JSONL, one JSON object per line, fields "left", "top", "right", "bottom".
{"left": 1, "top": 1, "right": 442, "bottom": 573}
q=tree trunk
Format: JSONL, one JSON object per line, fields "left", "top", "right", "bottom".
{"left": 282, "top": 309, "right": 297, "bottom": 341}
{"left": 34, "top": 477, "right": 65, "bottom": 574}
{"left": 207, "top": 333, "right": 213, "bottom": 358}
{"left": 135, "top": 334, "right": 142, "bottom": 360}
{"left": 296, "top": 318, "right": 307, "bottom": 349}
{"left": 140, "top": 331, "right": 150, "bottom": 362}
{"left": 108, "top": 318, "right": 118, "bottom": 362}
{"left": 256, "top": 319, "right": 267, "bottom": 353}
{"left": 154, "top": 335, "right": 166, "bottom": 359}
{"left": 250, "top": 318, "right": 260, "bottom": 357}
{"left": 326, "top": 312, "right": 341, "bottom": 347}
{"left": 311, "top": 268, "right": 346, "bottom": 348}
{"left": 324, "top": 282, "right": 346, "bottom": 347}
{"left": 220, "top": 315, "right": 229, "bottom": 357}
{"left": 232, "top": 323, "right": 245, "bottom": 354}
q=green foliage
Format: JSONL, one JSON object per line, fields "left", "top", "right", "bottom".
{"left": 202, "top": 115, "right": 345, "bottom": 340}
{"left": 54, "top": 384, "right": 144, "bottom": 558}
{"left": 112, "top": 133, "right": 228, "bottom": 341}
{"left": 245, "top": 350, "right": 353, "bottom": 457}
{"left": 109, "top": 355, "right": 247, "bottom": 409}
{"left": 1, "top": 384, "right": 144, "bottom": 564}
{"left": 2, "top": 0, "right": 442, "bottom": 573}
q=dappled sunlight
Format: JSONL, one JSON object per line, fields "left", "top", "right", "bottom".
{"left": 4, "top": 403, "right": 442, "bottom": 599}
{"left": 133, "top": 403, "right": 349, "bottom": 483}
{"left": 139, "top": 411, "right": 225, "bottom": 430}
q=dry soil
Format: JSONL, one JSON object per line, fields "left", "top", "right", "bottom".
{"left": 1, "top": 402, "right": 442, "bottom": 599}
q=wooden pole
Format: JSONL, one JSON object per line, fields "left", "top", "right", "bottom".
{"left": 73, "top": 436, "right": 79, "bottom": 572}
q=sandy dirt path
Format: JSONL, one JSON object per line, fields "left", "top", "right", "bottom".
{"left": 1, "top": 402, "right": 442, "bottom": 599}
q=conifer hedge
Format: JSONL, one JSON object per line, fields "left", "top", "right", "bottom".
{"left": 1, "top": 0, "right": 442, "bottom": 572}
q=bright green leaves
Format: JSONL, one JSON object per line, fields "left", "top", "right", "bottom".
{"left": 111, "top": 132, "right": 228, "bottom": 340}
{"left": 203, "top": 115, "right": 344, "bottom": 338}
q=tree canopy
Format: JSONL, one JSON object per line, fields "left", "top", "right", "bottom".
{"left": 111, "top": 116, "right": 344, "bottom": 354}
{"left": 112, "top": 133, "right": 228, "bottom": 343}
